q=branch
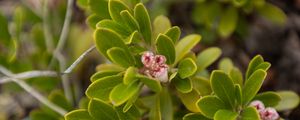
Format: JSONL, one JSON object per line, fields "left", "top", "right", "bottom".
{"left": 62, "top": 45, "right": 96, "bottom": 74}
{"left": 0, "top": 66, "right": 67, "bottom": 116}
{"left": 0, "top": 70, "right": 58, "bottom": 84}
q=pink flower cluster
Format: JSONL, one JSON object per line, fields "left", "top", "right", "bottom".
{"left": 140, "top": 51, "right": 168, "bottom": 82}
{"left": 249, "top": 100, "right": 279, "bottom": 120}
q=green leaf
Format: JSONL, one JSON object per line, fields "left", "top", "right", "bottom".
{"left": 65, "top": 109, "right": 94, "bottom": 120}
{"left": 214, "top": 110, "right": 238, "bottom": 120}
{"left": 232, "top": 0, "right": 247, "bottom": 7}
{"left": 120, "top": 10, "right": 140, "bottom": 31}
{"left": 235, "top": 84, "right": 242, "bottom": 106}
{"left": 159, "top": 87, "right": 173, "bottom": 120}
{"left": 246, "top": 55, "right": 264, "bottom": 80}
{"left": 149, "top": 95, "right": 162, "bottom": 120}
{"left": 94, "top": 28, "right": 129, "bottom": 59}
{"left": 123, "top": 89, "right": 139, "bottom": 112}
{"left": 48, "top": 90, "right": 72, "bottom": 111}
{"left": 124, "top": 67, "right": 138, "bottom": 84}
{"left": 125, "top": 30, "right": 141, "bottom": 44}
{"left": 137, "top": 75, "right": 162, "bottom": 92}
{"left": 96, "top": 64, "right": 125, "bottom": 71}
{"left": 88, "top": 98, "right": 118, "bottom": 120}
{"left": 218, "top": 58, "right": 233, "bottom": 74}
{"left": 115, "top": 104, "right": 140, "bottom": 120}
{"left": 275, "top": 91, "right": 300, "bottom": 111}
{"left": 91, "top": 71, "right": 121, "bottom": 82}
{"left": 175, "top": 34, "right": 201, "bottom": 64}
{"left": 242, "top": 70, "right": 267, "bottom": 105}
{"left": 89, "top": 0, "right": 110, "bottom": 19}
{"left": 230, "top": 67, "right": 243, "bottom": 86}
{"left": 196, "top": 47, "right": 222, "bottom": 72}
{"left": 96, "top": 20, "right": 131, "bottom": 37}
{"left": 156, "top": 34, "right": 176, "bottom": 64}
{"left": 172, "top": 75, "right": 192, "bottom": 93}
{"left": 30, "top": 110, "right": 57, "bottom": 120}
{"left": 134, "top": 3, "right": 152, "bottom": 45}
{"left": 192, "top": 77, "right": 211, "bottom": 96}
{"left": 86, "top": 75, "right": 123, "bottom": 101}
{"left": 107, "top": 47, "right": 135, "bottom": 67}
{"left": 253, "top": 0, "right": 265, "bottom": 7}
{"left": 183, "top": 113, "right": 211, "bottom": 120}
{"left": 240, "top": 107, "right": 260, "bottom": 120}
{"left": 178, "top": 58, "right": 197, "bottom": 78}
{"left": 254, "top": 62, "right": 271, "bottom": 72}
{"left": 86, "top": 14, "right": 102, "bottom": 29}
{"left": 197, "top": 96, "right": 227, "bottom": 119}
{"left": 253, "top": 91, "right": 281, "bottom": 107}
{"left": 165, "top": 26, "right": 181, "bottom": 44}
{"left": 210, "top": 70, "right": 235, "bottom": 108}
{"left": 218, "top": 7, "right": 238, "bottom": 38}
{"left": 178, "top": 90, "right": 200, "bottom": 112}
{"left": 109, "top": 0, "right": 130, "bottom": 23}
{"left": 109, "top": 81, "right": 141, "bottom": 106}
{"left": 153, "top": 15, "right": 171, "bottom": 38}
{"left": 257, "top": 3, "right": 287, "bottom": 25}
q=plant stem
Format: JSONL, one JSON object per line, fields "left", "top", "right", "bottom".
{"left": 42, "top": 0, "right": 54, "bottom": 53}
{"left": 0, "top": 70, "right": 58, "bottom": 84}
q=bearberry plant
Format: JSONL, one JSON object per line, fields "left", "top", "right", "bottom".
{"left": 64, "top": 0, "right": 299, "bottom": 120}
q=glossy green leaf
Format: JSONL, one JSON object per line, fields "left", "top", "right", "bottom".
{"left": 253, "top": 0, "right": 265, "bottom": 7}
{"left": 123, "top": 89, "right": 140, "bottom": 112}
{"left": 89, "top": 0, "right": 110, "bottom": 19}
{"left": 218, "top": 58, "right": 233, "bottom": 74}
{"left": 254, "top": 62, "right": 271, "bottom": 72}
{"left": 0, "top": 12, "right": 11, "bottom": 44}
{"left": 109, "top": 81, "right": 141, "bottom": 106}
{"left": 246, "top": 55, "right": 264, "bottom": 80}
{"left": 86, "top": 75, "right": 123, "bottom": 101}
{"left": 240, "top": 107, "right": 260, "bottom": 120}
{"left": 96, "top": 64, "right": 125, "bottom": 71}
{"left": 88, "top": 98, "right": 118, "bottom": 120}
{"left": 275, "top": 91, "right": 300, "bottom": 111}
{"left": 86, "top": 14, "right": 102, "bottom": 29}
{"left": 91, "top": 71, "right": 121, "bottom": 82}
{"left": 159, "top": 87, "right": 173, "bottom": 120}
{"left": 156, "top": 34, "right": 176, "bottom": 64}
{"left": 235, "top": 84, "right": 242, "bottom": 106}
{"left": 178, "top": 90, "right": 200, "bottom": 112}
{"left": 232, "top": 0, "right": 247, "bottom": 7}
{"left": 169, "top": 72, "right": 178, "bottom": 81}
{"left": 65, "top": 109, "right": 94, "bottom": 120}
{"left": 149, "top": 95, "right": 161, "bottom": 120}
{"left": 197, "top": 96, "right": 227, "bottom": 119}
{"left": 125, "top": 30, "right": 141, "bottom": 44}
{"left": 210, "top": 70, "right": 235, "bottom": 108}
{"left": 107, "top": 47, "right": 135, "bottom": 67}
{"left": 96, "top": 20, "right": 131, "bottom": 37}
{"left": 134, "top": 3, "right": 152, "bottom": 45}
{"left": 120, "top": 10, "right": 139, "bottom": 31}
{"left": 165, "top": 26, "right": 181, "bottom": 44}
{"left": 192, "top": 77, "right": 211, "bottom": 96}
{"left": 214, "top": 110, "right": 238, "bottom": 120}
{"left": 183, "top": 113, "right": 211, "bottom": 120}
{"left": 175, "top": 34, "right": 201, "bottom": 64}
{"left": 109, "top": 0, "right": 130, "bottom": 23}
{"left": 124, "top": 67, "right": 138, "bottom": 84}
{"left": 230, "top": 67, "right": 243, "bottom": 86}
{"left": 197, "top": 47, "right": 222, "bottom": 72}
{"left": 242, "top": 70, "right": 267, "bottom": 105}
{"left": 30, "top": 110, "right": 57, "bottom": 120}
{"left": 153, "top": 15, "right": 171, "bottom": 38}
{"left": 172, "top": 75, "right": 192, "bottom": 93}
{"left": 257, "top": 3, "right": 287, "bottom": 25}
{"left": 115, "top": 104, "right": 140, "bottom": 120}
{"left": 218, "top": 7, "right": 238, "bottom": 38}
{"left": 253, "top": 91, "right": 281, "bottom": 107}
{"left": 178, "top": 58, "right": 197, "bottom": 78}
{"left": 137, "top": 75, "right": 162, "bottom": 92}
{"left": 94, "top": 28, "right": 129, "bottom": 59}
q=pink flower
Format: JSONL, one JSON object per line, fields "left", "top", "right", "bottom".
{"left": 141, "top": 51, "right": 168, "bottom": 82}
{"left": 260, "top": 107, "right": 279, "bottom": 120}
{"left": 249, "top": 100, "right": 265, "bottom": 112}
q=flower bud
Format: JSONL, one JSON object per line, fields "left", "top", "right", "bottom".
{"left": 260, "top": 107, "right": 279, "bottom": 120}
{"left": 141, "top": 51, "right": 154, "bottom": 68}
{"left": 249, "top": 100, "right": 265, "bottom": 112}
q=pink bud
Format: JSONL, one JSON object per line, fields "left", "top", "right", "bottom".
{"left": 141, "top": 51, "right": 154, "bottom": 68}
{"left": 260, "top": 107, "right": 279, "bottom": 120}
{"left": 151, "top": 67, "right": 168, "bottom": 82}
{"left": 154, "top": 55, "right": 166, "bottom": 65}
{"left": 249, "top": 100, "right": 265, "bottom": 112}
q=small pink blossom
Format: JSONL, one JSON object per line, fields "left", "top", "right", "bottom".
{"left": 141, "top": 51, "right": 168, "bottom": 82}
{"left": 249, "top": 100, "right": 265, "bottom": 112}
{"left": 260, "top": 107, "right": 279, "bottom": 120}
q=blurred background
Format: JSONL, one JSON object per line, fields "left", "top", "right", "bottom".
{"left": 0, "top": 0, "right": 300, "bottom": 119}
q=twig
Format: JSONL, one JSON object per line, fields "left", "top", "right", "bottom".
{"left": 62, "top": 45, "right": 96, "bottom": 74}
{"left": 0, "top": 71, "right": 58, "bottom": 84}
{"left": 0, "top": 66, "right": 67, "bottom": 116}
{"left": 42, "top": 0, "right": 54, "bottom": 53}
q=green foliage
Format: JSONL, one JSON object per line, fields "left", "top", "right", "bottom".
{"left": 275, "top": 91, "right": 300, "bottom": 111}
{"left": 156, "top": 34, "right": 175, "bottom": 64}
{"left": 196, "top": 47, "right": 222, "bottom": 72}
{"left": 178, "top": 58, "right": 197, "bottom": 78}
